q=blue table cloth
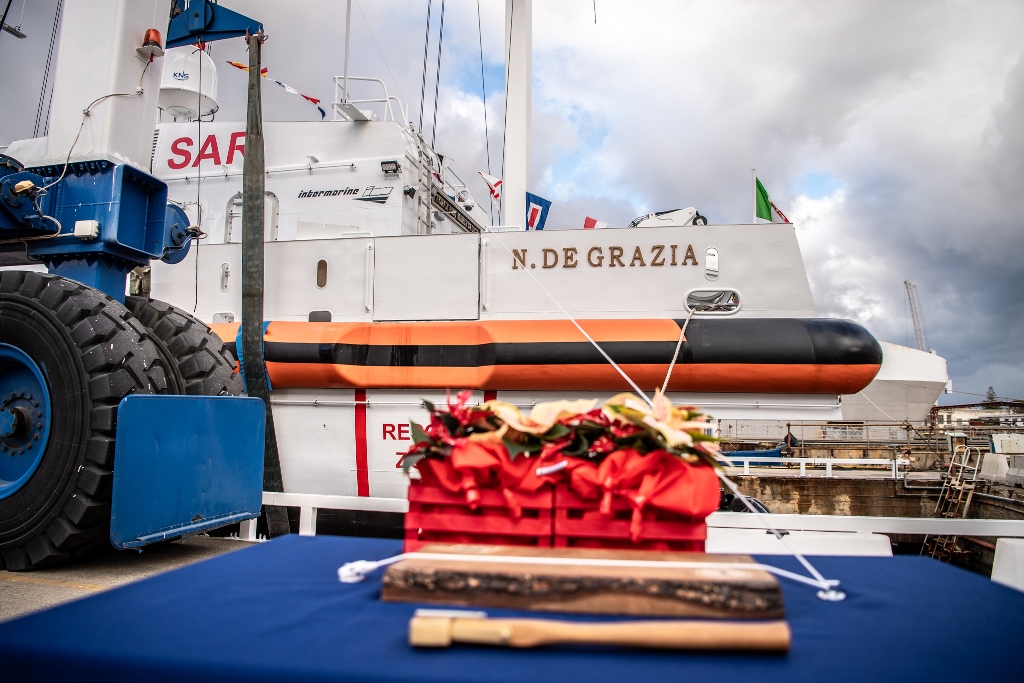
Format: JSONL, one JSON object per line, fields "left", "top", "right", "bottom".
{"left": 1, "top": 535, "right": 1021, "bottom": 682}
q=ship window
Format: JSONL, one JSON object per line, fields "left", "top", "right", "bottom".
{"left": 316, "top": 259, "right": 328, "bottom": 288}
{"left": 685, "top": 289, "right": 740, "bottom": 314}
{"left": 704, "top": 247, "right": 720, "bottom": 281}
{"left": 308, "top": 310, "right": 332, "bottom": 322}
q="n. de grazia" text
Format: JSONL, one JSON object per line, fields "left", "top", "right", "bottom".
{"left": 511, "top": 244, "right": 698, "bottom": 269}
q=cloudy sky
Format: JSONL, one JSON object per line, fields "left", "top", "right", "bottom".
{"left": 2, "top": 0, "right": 1022, "bottom": 404}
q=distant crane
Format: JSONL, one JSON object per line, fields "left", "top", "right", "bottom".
{"left": 904, "top": 280, "right": 928, "bottom": 352}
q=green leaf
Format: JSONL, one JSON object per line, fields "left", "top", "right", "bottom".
{"left": 543, "top": 424, "right": 572, "bottom": 440}
{"left": 400, "top": 453, "right": 426, "bottom": 474}
{"left": 439, "top": 413, "right": 460, "bottom": 435}
{"left": 422, "top": 399, "right": 436, "bottom": 414}
{"left": 562, "top": 434, "right": 590, "bottom": 456}
{"left": 503, "top": 437, "right": 536, "bottom": 461}
{"left": 690, "top": 431, "right": 718, "bottom": 442}
{"left": 410, "top": 421, "right": 431, "bottom": 445}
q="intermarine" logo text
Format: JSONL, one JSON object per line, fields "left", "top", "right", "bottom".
{"left": 298, "top": 188, "right": 360, "bottom": 198}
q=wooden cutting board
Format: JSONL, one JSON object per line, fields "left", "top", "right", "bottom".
{"left": 381, "top": 543, "right": 784, "bottom": 619}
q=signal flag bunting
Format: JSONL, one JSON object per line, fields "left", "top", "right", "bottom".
{"left": 525, "top": 192, "right": 552, "bottom": 231}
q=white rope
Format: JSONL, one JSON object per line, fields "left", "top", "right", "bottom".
{"left": 661, "top": 304, "right": 705, "bottom": 394}
{"left": 338, "top": 551, "right": 838, "bottom": 591}
{"left": 473, "top": 227, "right": 842, "bottom": 599}
{"left": 715, "top": 470, "right": 839, "bottom": 597}
{"left": 482, "top": 227, "right": 653, "bottom": 406}
{"left": 857, "top": 390, "right": 899, "bottom": 421}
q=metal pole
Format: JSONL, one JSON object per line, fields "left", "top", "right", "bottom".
{"left": 343, "top": 0, "right": 352, "bottom": 102}
{"left": 0, "top": 0, "right": 13, "bottom": 33}
{"left": 751, "top": 168, "right": 756, "bottom": 223}
{"left": 242, "top": 33, "right": 289, "bottom": 538}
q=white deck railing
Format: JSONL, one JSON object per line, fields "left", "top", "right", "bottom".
{"left": 724, "top": 456, "right": 910, "bottom": 478}
{"left": 237, "top": 474, "right": 1024, "bottom": 542}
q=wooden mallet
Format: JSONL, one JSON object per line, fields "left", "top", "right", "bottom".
{"left": 409, "top": 610, "right": 791, "bottom": 652}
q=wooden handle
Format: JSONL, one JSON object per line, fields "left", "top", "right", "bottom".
{"left": 410, "top": 616, "right": 791, "bottom": 652}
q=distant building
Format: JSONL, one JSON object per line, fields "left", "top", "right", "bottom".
{"left": 932, "top": 401, "right": 1024, "bottom": 428}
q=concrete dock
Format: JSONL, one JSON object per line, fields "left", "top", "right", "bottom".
{"left": 0, "top": 536, "right": 249, "bottom": 624}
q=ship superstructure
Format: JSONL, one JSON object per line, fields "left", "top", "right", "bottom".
{"left": 127, "top": 48, "right": 892, "bottom": 510}
{"left": 2, "top": 1, "right": 947, "bottom": 514}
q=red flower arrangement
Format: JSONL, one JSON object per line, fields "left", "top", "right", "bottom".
{"left": 399, "top": 390, "right": 723, "bottom": 544}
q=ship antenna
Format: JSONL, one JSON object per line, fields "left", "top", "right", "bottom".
{"left": 499, "top": 0, "right": 513, "bottom": 225}
{"left": 418, "top": 0, "right": 433, "bottom": 132}
{"left": 34, "top": 0, "right": 63, "bottom": 137}
{"left": 476, "top": 0, "right": 494, "bottom": 225}
{"left": 430, "top": 0, "right": 446, "bottom": 148}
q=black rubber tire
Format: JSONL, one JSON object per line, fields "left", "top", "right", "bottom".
{"left": 0, "top": 271, "right": 179, "bottom": 571}
{"left": 124, "top": 297, "right": 242, "bottom": 397}
{"left": 692, "top": 213, "right": 708, "bottom": 226}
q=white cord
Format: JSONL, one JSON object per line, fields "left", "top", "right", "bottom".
{"left": 481, "top": 226, "right": 654, "bottom": 406}
{"left": 39, "top": 56, "right": 151, "bottom": 193}
{"left": 476, "top": 226, "right": 842, "bottom": 599}
{"left": 40, "top": 214, "right": 62, "bottom": 236}
{"left": 661, "top": 304, "right": 706, "bottom": 394}
{"left": 857, "top": 390, "right": 899, "bottom": 421}
{"left": 338, "top": 551, "right": 838, "bottom": 591}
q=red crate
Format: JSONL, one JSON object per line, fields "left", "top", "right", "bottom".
{"left": 404, "top": 483, "right": 554, "bottom": 552}
{"left": 553, "top": 485, "right": 706, "bottom": 552}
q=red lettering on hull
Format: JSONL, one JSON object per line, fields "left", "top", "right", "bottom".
{"left": 166, "top": 132, "right": 244, "bottom": 170}
{"left": 168, "top": 137, "right": 193, "bottom": 169}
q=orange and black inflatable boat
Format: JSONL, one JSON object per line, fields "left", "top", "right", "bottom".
{"left": 212, "top": 317, "right": 883, "bottom": 394}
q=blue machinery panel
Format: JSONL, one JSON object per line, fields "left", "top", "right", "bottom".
{"left": 110, "top": 395, "right": 265, "bottom": 549}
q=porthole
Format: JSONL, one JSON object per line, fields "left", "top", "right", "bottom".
{"left": 685, "top": 289, "right": 741, "bottom": 315}
{"left": 316, "top": 259, "right": 328, "bottom": 288}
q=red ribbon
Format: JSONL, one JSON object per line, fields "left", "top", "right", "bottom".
{"left": 413, "top": 445, "right": 718, "bottom": 539}
{"left": 566, "top": 449, "right": 719, "bottom": 541}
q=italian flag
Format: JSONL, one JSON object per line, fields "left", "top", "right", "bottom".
{"left": 755, "top": 178, "right": 791, "bottom": 223}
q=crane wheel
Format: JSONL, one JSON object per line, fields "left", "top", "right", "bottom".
{"left": 0, "top": 272, "right": 178, "bottom": 571}
{"left": 124, "top": 297, "right": 242, "bottom": 397}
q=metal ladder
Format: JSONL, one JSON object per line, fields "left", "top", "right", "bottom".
{"left": 922, "top": 445, "right": 982, "bottom": 561}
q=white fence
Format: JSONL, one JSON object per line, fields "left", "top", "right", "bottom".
{"left": 724, "top": 456, "right": 910, "bottom": 478}
{"left": 238, "top": 494, "right": 1024, "bottom": 541}
{"left": 717, "top": 420, "right": 916, "bottom": 443}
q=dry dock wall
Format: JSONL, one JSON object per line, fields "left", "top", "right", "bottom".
{"left": 730, "top": 476, "right": 1024, "bottom": 521}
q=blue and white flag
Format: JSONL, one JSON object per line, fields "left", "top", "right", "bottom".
{"left": 525, "top": 192, "right": 552, "bottom": 231}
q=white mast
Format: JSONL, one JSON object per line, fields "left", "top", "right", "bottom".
{"left": 343, "top": 0, "right": 352, "bottom": 102}
{"left": 502, "top": 0, "right": 531, "bottom": 227}
{"left": 751, "top": 167, "right": 757, "bottom": 223}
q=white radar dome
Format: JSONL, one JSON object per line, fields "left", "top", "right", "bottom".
{"left": 158, "top": 46, "right": 219, "bottom": 120}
